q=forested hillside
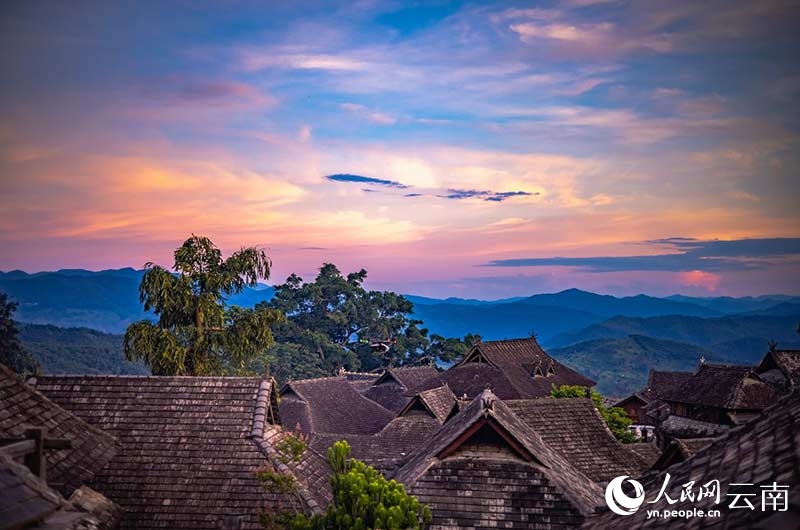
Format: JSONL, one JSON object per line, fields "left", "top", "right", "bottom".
{"left": 18, "top": 323, "right": 146, "bottom": 375}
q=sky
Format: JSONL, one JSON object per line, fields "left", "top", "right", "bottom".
{"left": 1, "top": 0, "right": 799, "bottom": 298}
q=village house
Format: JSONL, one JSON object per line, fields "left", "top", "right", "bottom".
{"left": 615, "top": 352, "right": 788, "bottom": 458}
{"left": 613, "top": 369, "right": 693, "bottom": 426}
{"left": 7, "top": 336, "right": 797, "bottom": 529}
{"left": 431, "top": 338, "right": 596, "bottom": 400}
{"left": 582, "top": 389, "right": 800, "bottom": 530}
{"left": 756, "top": 348, "right": 800, "bottom": 392}
{"left": 27, "top": 372, "right": 328, "bottom": 530}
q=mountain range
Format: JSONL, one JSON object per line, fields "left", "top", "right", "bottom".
{"left": 2, "top": 268, "right": 798, "bottom": 395}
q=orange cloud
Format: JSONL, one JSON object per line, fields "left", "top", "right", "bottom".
{"left": 678, "top": 270, "right": 721, "bottom": 292}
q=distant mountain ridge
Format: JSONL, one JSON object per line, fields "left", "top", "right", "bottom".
{"left": 547, "top": 313, "right": 800, "bottom": 351}
{"left": 3, "top": 268, "right": 798, "bottom": 393}
{"left": 0, "top": 268, "right": 274, "bottom": 333}
{"left": 550, "top": 335, "right": 725, "bottom": 396}
{"left": 18, "top": 323, "right": 146, "bottom": 375}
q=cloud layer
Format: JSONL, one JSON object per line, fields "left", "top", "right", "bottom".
{"left": 0, "top": 0, "right": 798, "bottom": 297}
{"left": 486, "top": 238, "right": 800, "bottom": 272}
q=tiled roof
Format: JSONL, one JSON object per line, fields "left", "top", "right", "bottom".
{"left": 669, "top": 363, "right": 779, "bottom": 410}
{"left": 583, "top": 390, "right": 800, "bottom": 529}
{"left": 627, "top": 442, "right": 662, "bottom": 468}
{"left": 1, "top": 452, "right": 61, "bottom": 529}
{"left": 340, "top": 371, "right": 380, "bottom": 393}
{"left": 280, "top": 376, "right": 395, "bottom": 435}
{"left": 395, "top": 389, "right": 604, "bottom": 527}
{"left": 398, "top": 384, "right": 458, "bottom": 424}
{"left": 260, "top": 425, "right": 332, "bottom": 512}
{"left": 309, "top": 412, "right": 441, "bottom": 475}
{"left": 651, "top": 437, "right": 717, "bottom": 471}
{"left": 659, "top": 414, "right": 730, "bottom": 439}
{"left": 34, "top": 375, "right": 305, "bottom": 530}
{"left": 645, "top": 369, "right": 694, "bottom": 401}
{"left": 362, "top": 366, "right": 441, "bottom": 412}
{"left": 442, "top": 338, "right": 595, "bottom": 399}
{"left": 0, "top": 452, "right": 121, "bottom": 530}
{"left": 0, "top": 364, "right": 118, "bottom": 497}
{"left": 384, "top": 366, "right": 440, "bottom": 390}
{"left": 757, "top": 349, "right": 800, "bottom": 390}
{"left": 505, "top": 397, "right": 650, "bottom": 482}
{"left": 466, "top": 337, "right": 551, "bottom": 365}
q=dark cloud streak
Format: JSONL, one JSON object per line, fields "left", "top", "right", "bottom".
{"left": 485, "top": 238, "right": 800, "bottom": 272}
{"left": 439, "top": 189, "right": 537, "bottom": 202}
{"left": 325, "top": 173, "right": 408, "bottom": 188}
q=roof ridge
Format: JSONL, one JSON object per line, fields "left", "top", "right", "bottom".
{"left": 250, "top": 430, "right": 325, "bottom": 515}
{"left": 482, "top": 337, "right": 539, "bottom": 343}
{"left": 286, "top": 375, "right": 347, "bottom": 384}
{"left": 33, "top": 374, "right": 265, "bottom": 381}
{"left": 251, "top": 380, "right": 272, "bottom": 439}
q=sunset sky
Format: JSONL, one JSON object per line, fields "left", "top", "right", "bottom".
{"left": 1, "top": 1, "right": 798, "bottom": 298}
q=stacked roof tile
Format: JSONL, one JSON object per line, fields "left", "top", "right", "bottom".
{"left": 505, "top": 397, "right": 650, "bottom": 482}
{"left": 398, "top": 384, "right": 458, "bottom": 424}
{"left": 626, "top": 442, "right": 662, "bottom": 468}
{"left": 34, "top": 375, "right": 307, "bottom": 530}
{"left": 0, "top": 452, "right": 121, "bottom": 530}
{"left": 395, "top": 389, "right": 604, "bottom": 529}
{"left": 644, "top": 369, "right": 694, "bottom": 401}
{"left": 757, "top": 349, "right": 800, "bottom": 392}
{"left": 362, "top": 366, "right": 441, "bottom": 412}
{"left": 0, "top": 364, "right": 118, "bottom": 497}
{"left": 280, "top": 376, "right": 395, "bottom": 435}
{"left": 669, "top": 363, "right": 779, "bottom": 411}
{"left": 650, "top": 436, "right": 716, "bottom": 471}
{"left": 437, "top": 338, "right": 595, "bottom": 400}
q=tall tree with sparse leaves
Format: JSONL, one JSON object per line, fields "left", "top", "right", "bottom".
{"left": 124, "top": 235, "right": 283, "bottom": 375}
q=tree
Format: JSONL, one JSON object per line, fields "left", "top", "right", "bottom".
{"left": 0, "top": 292, "right": 38, "bottom": 374}
{"left": 264, "top": 441, "right": 432, "bottom": 530}
{"left": 124, "top": 235, "right": 283, "bottom": 375}
{"left": 419, "top": 333, "right": 481, "bottom": 366}
{"left": 551, "top": 384, "right": 638, "bottom": 443}
{"left": 267, "top": 264, "right": 436, "bottom": 371}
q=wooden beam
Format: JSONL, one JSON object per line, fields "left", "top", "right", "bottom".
{"left": 24, "top": 428, "right": 45, "bottom": 481}
{"left": 0, "top": 439, "right": 36, "bottom": 459}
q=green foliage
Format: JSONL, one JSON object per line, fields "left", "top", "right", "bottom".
{"left": 322, "top": 441, "right": 431, "bottom": 530}
{"left": 257, "top": 467, "right": 297, "bottom": 494}
{"left": 549, "top": 384, "right": 588, "bottom": 399}
{"left": 18, "top": 323, "right": 146, "bottom": 375}
{"left": 276, "top": 432, "right": 307, "bottom": 464}
{"left": 262, "top": 441, "right": 432, "bottom": 530}
{"left": 265, "top": 321, "right": 360, "bottom": 381}
{"left": 551, "top": 384, "right": 638, "bottom": 443}
{"left": 424, "top": 333, "right": 481, "bottom": 365}
{"left": 0, "top": 293, "right": 38, "bottom": 374}
{"left": 601, "top": 405, "right": 639, "bottom": 444}
{"left": 124, "top": 236, "right": 284, "bottom": 375}
{"left": 267, "top": 263, "right": 452, "bottom": 372}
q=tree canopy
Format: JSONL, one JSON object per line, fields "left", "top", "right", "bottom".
{"left": 264, "top": 264, "right": 470, "bottom": 376}
{"left": 0, "top": 292, "right": 38, "bottom": 374}
{"left": 124, "top": 236, "right": 283, "bottom": 375}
